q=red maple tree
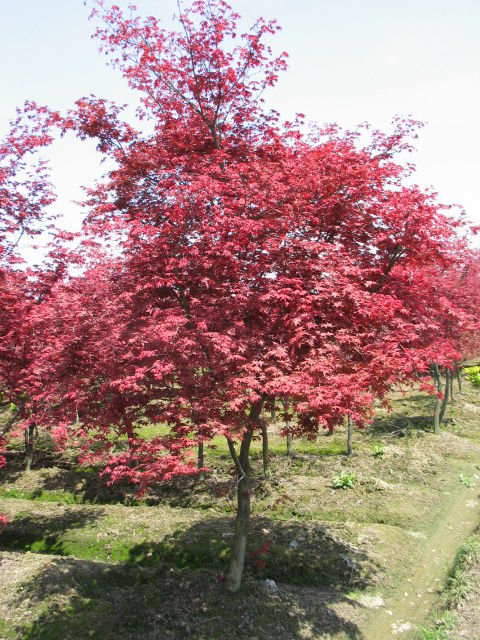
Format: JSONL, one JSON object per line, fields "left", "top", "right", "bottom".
{"left": 3, "top": 1, "right": 478, "bottom": 586}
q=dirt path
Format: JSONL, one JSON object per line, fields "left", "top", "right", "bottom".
{"left": 362, "top": 481, "right": 480, "bottom": 639}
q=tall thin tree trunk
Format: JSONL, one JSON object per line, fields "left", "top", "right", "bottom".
{"left": 226, "top": 469, "right": 250, "bottom": 592}
{"left": 449, "top": 369, "right": 454, "bottom": 404}
{"left": 439, "top": 368, "right": 450, "bottom": 423}
{"left": 24, "top": 422, "right": 36, "bottom": 472}
{"left": 270, "top": 398, "right": 275, "bottom": 423}
{"left": 433, "top": 363, "right": 442, "bottom": 434}
{"left": 281, "top": 398, "right": 292, "bottom": 457}
{"left": 347, "top": 415, "right": 353, "bottom": 456}
{"left": 456, "top": 364, "right": 463, "bottom": 394}
{"left": 261, "top": 421, "right": 270, "bottom": 476}
{"left": 124, "top": 417, "right": 135, "bottom": 451}
{"left": 286, "top": 431, "right": 292, "bottom": 457}
{"left": 198, "top": 439, "right": 205, "bottom": 480}
{"left": 225, "top": 401, "right": 264, "bottom": 593}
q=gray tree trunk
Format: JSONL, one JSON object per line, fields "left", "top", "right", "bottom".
{"left": 270, "top": 399, "right": 275, "bottom": 423}
{"left": 347, "top": 415, "right": 353, "bottom": 456}
{"left": 457, "top": 367, "right": 463, "bottom": 393}
{"left": 439, "top": 368, "right": 450, "bottom": 423}
{"left": 0, "top": 398, "right": 26, "bottom": 438}
{"left": 225, "top": 401, "right": 264, "bottom": 593}
{"left": 261, "top": 421, "right": 270, "bottom": 476}
{"left": 281, "top": 399, "right": 292, "bottom": 457}
{"left": 286, "top": 431, "right": 292, "bottom": 457}
{"left": 24, "top": 422, "right": 36, "bottom": 472}
{"left": 456, "top": 365, "right": 463, "bottom": 394}
{"left": 225, "top": 470, "right": 251, "bottom": 592}
{"left": 433, "top": 363, "right": 442, "bottom": 434}
{"left": 198, "top": 439, "right": 205, "bottom": 480}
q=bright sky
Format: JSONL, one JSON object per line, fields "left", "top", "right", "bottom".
{"left": 1, "top": 0, "right": 479, "bottom": 255}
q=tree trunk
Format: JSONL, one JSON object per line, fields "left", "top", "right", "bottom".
{"left": 281, "top": 399, "right": 292, "bottom": 457}
{"left": 286, "top": 431, "right": 292, "bottom": 457}
{"left": 430, "top": 363, "right": 440, "bottom": 388}
{"left": 456, "top": 365, "right": 463, "bottom": 394}
{"left": 347, "top": 415, "right": 353, "bottom": 456}
{"left": 261, "top": 421, "right": 270, "bottom": 476}
{"left": 270, "top": 399, "right": 275, "bottom": 423}
{"left": 123, "top": 417, "right": 136, "bottom": 451}
{"left": 198, "top": 439, "right": 205, "bottom": 480}
{"left": 433, "top": 363, "right": 442, "bottom": 434}
{"left": 225, "top": 470, "right": 251, "bottom": 592}
{"left": 225, "top": 400, "right": 264, "bottom": 593}
{"left": 439, "top": 368, "right": 450, "bottom": 423}
{"left": 449, "top": 369, "right": 454, "bottom": 404}
{"left": 24, "top": 422, "right": 36, "bottom": 472}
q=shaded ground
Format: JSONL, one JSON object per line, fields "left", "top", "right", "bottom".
{"left": 0, "top": 551, "right": 367, "bottom": 640}
{"left": 0, "top": 377, "right": 479, "bottom": 639}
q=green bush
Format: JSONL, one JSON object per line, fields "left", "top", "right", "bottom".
{"left": 464, "top": 366, "right": 480, "bottom": 388}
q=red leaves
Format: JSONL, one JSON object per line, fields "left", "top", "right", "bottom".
{"left": 1, "top": 0, "right": 479, "bottom": 501}
{"left": 250, "top": 538, "right": 273, "bottom": 570}
{"left": 0, "top": 513, "right": 8, "bottom": 531}
{"left": 101, "top": 436, "right": 199, "bottom": 496}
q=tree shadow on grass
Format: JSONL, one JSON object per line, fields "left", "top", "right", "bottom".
{"left": 128, "top": 516, "right": 379, "bottom": 593}
{"left": 0, "top": 506, "right": 103, "bottom": 557}
{"left": 369, "top": 390, "right": 438, "bottom": 436}
{"left": 371, "top": 412, "right": 433, "bottom": 436}
{"left": 9, "top": 518, "right": 371, "bottom": 639}
{"left": 371, "top": 395, "right": 435, "bottom": 436}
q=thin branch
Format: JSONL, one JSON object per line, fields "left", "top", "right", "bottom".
{"left": 1, "top": 398, "right": 26, "bottom": 438}
{"left": 227, "top": 437, "right": 245, "bottom": 476}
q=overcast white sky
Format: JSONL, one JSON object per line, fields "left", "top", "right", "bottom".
{"left": 1, "top": 0, "right": 479, "bottom": 254}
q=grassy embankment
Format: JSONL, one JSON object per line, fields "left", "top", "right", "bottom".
{"left": 416, "top": 534, "right": 480, "bottom": 640}
{"left": 0, "top": 377, "right": 479, "bottom": 639}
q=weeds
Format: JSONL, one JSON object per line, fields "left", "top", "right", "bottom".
{"left": 372, "top": 444, "right": 384, "bottom": 457}
{"left": 417, "top": 615, "right": 454, "bottom": 639}
{"left": 458, "top": 474, "right": 473, "bottom": 488}
{"left": 332, "top": 471, "right": 357, "bottom": 490}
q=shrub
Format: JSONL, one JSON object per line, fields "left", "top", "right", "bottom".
{"left": 332, "top": 470, "right": 357, "bottom": 490}
{"left": 372, "top": 443, "right": 384, "bottom": 457}
{"left": 464, "top": 366, "right": 480, "bottom": 388}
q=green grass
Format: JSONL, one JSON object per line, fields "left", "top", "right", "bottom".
{"left": 0, "top": 486, "right": 78, "bottom": 504}
{"left": 0, "top": 617, "right": 16, "bottom": 639}
{"left": 372, "top": 443, "right": 384, "bottom": 457}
